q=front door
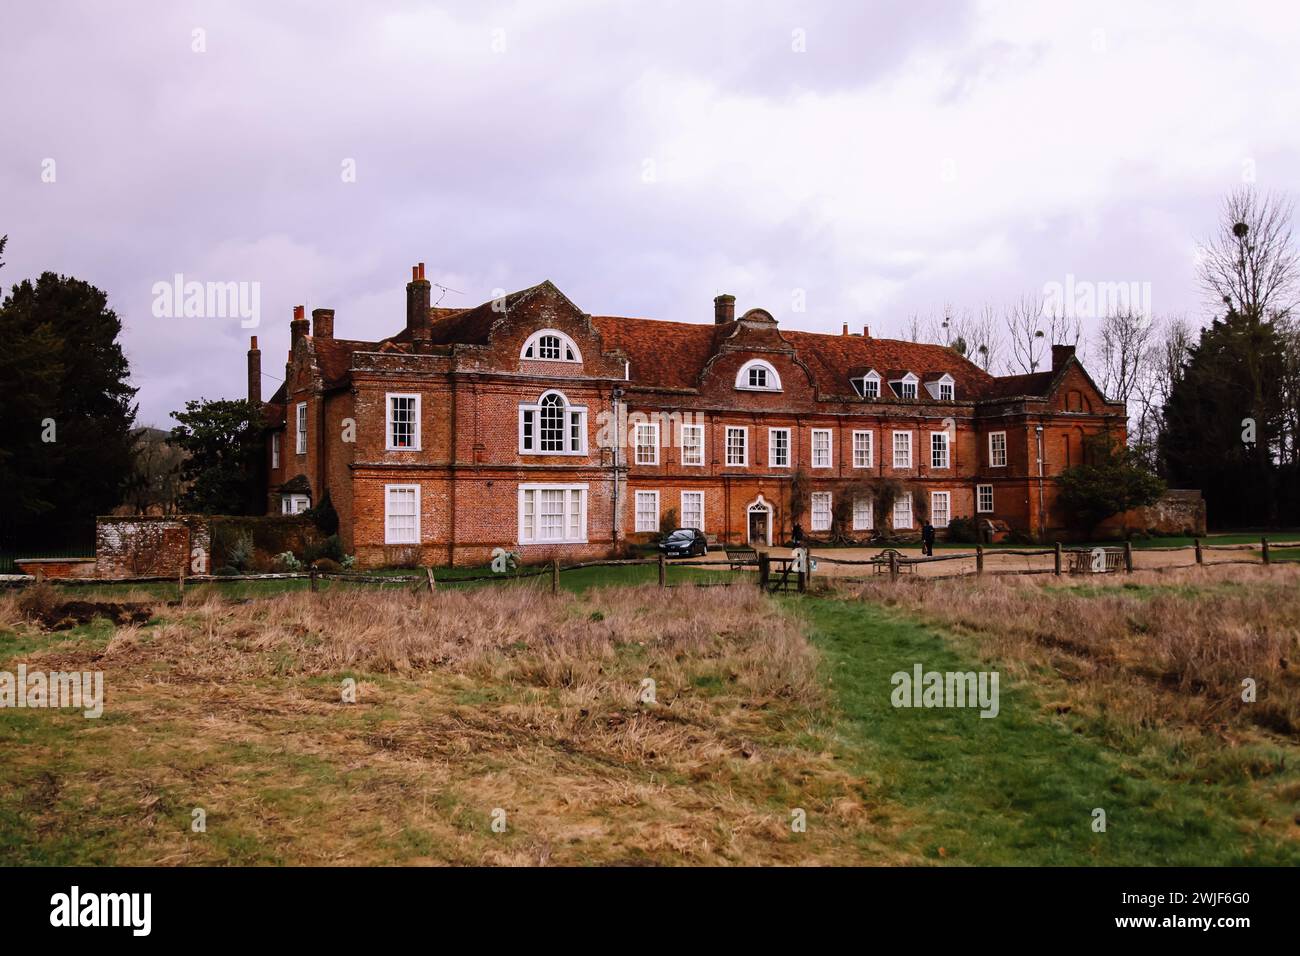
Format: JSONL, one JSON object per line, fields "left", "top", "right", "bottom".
{"left": 747, "top": 509, "right": 768, "bottom": 546}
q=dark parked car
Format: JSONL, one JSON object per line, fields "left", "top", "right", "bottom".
{"left": 657, "top": 528, "right": 708, "bottom": 558}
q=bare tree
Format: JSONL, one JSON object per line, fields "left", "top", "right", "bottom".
{"left": 1130, "top": 316, "right": 1192, "bottom": 463}
{"left": 1198, "top": 187, "right": 1300, "bottom": 323}
{"left": 1092, "top": 308, "right": 1154, "bottom": 405}
{"left": 1003, "top": 293, "right": 1048, "bottom": 373}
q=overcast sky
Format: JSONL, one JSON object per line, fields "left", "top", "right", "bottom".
{"left": 3, "top": 0, "right": 1299, "bottom": 425}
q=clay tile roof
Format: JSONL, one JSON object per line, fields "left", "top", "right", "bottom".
{"left": 314, "top": 338, "right": 380, "bottom": 387}
{"left": 980, "top": 370, "right": 1055, "bottom": 399}
{"left": 589, "top": 317, "right": 723, "bottom": 390}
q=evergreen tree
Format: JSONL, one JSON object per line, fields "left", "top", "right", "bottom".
{"left": 168, "top": 398, "right": 264, "bottom": 514}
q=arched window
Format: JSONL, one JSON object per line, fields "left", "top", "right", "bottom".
{"left": 735, "top": 359, "right": 782, "bottom": 391}
{"left": 521, "top": 329, "right": 581, "bottom": 363}
{"left": 519, "top": 390, "right": 587, "bottom": 455}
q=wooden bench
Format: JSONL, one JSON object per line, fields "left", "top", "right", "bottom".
{"left": 1067, "top": 549, "right": 1123, "bottom": 574}
{"left": 872, "top": 548, "right": 914, "bottom": 574}
{"left": 725, "top": 546, "right": 759, "bottom": 570}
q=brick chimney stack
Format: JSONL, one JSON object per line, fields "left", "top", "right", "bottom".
{"left": 863, "top": 325, "right": 871, "bottom": 338}
{"left": 407, "top": 262, "right": 431, "bottom": 343}
{"left": 312, "top": 308, "right": 334, "bottom": 339}
{"left": 247, "top": 335, "right": 261, "bottom": 405}
{"left": 290, "top": 304, "right": 308, "bottom": 346}
{"left": 1052, "top": 344, "right": 1076, "bottom": 371}
{"left": 714, "top": 293, "right": 735, "bottom": 325}
{"left": 842, "top": 322, "right": 849, "bottom": 336}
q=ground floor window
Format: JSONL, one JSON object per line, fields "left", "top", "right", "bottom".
{"left": 853, "top": 496, "right": 873, "bottom": 531}
{"left": 931, "top": 491, "right": 951, "bottom": 528}
{"left": 519, "top": 484, "right": 587, "bottom": 544}
{"left": 977, "top": 483, "right": 994, "bottom": 513}
{"left": 634, "top": 490, "right": 659, "bottom": 532}
{"left": 281, "top": 493, "right": 310, "bottom": 515}
{"left": 811, "top": 492, "right": 832, "bottom": 532}
{"left": 892, "top": 494, "right": 912, "bottom": 529}
{"left": 384, "top": 485, "right": 419, "bottom": 544}
{"left": 681, "top": 491, "right": 704, "bottom": 530}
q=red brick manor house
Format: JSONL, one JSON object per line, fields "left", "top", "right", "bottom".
{"left": 246, "top": 264, "right": 1124, "bottom": 568}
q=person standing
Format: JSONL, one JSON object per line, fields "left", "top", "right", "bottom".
{"left": 921, "top": 520, "right": 935, "bottom": 557}
{"left": 792, "top": 521, "right": 804, "bottom": 548}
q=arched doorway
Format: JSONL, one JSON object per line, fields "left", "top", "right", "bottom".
{"left": 746, "top": 494, "right": 773, "bottom": 547}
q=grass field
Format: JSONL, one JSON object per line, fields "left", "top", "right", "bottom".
{"left": 1, "top": 565, "right": 1297, "bottom": 865}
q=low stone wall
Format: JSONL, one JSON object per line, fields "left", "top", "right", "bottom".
{"left": 15, "top": 558, "right": 99, "bottom": 580}
{"left": 1131, "top": 489, "right": 1207, "bottom": 537}
{"left": 95, "top": 516, "right": 211, "bottom": 578}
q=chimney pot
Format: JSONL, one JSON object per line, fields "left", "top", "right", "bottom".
{"left": 863, "top": 324, "right": 871, "bottom": 338}
{"left": 713, "top": 293, "right": 736, "bottom": 325}
{"left": 290, "top": 305, "right": 309, "bottom": 346}
{"left": 418, "top": 262, "right": 425, "bottom": 280}
{"left": 842, "top": 322, "right": 849, "bottom": 336}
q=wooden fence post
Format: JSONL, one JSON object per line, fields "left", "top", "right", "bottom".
{"left": 758, "top": 552, "right": 770, "bottom": 590}
{"left": 551, "top": 558, "right": 560, "bottom": 595}
{"left": 310, "top": 567, "right": 318, "bottom": 592}
{"left": 975, "top": 545, "right": 984, "bottom": 576}
{"left": 889, "top": 551, "right": 899, "bottom": 583}
{"left": 658, "top": 552, "right": 667, "bottom": 588}
{"left": 425, "top": 567, "right": 436, "bottom": 592}
{"left": 1123, "top": 541, "right": 1133, "bottom": 573}
{"left": 178, "top": 569, "right": 185, "bottom": 600}
{"left": 1262, "top": 536, "right": 1270, "bottom": 565}
{"left": 1194, "top": 538, "right": 1203, "bottom": 565}
{"left": 1053, "top": 542, "right": 1062, "bottom": 576}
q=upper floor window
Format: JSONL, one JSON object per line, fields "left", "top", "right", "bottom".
{"left": 812, "top": 428, "right": 832, "bottom": 468}
{"left": 989, "top": 431, "right": 1007, "bottom": 468}
{"left": 930, "top": 431, "right": 949, "bottom": 469}
{"left": 895, "top": 377, "right": 918, "bottom": 399}
{"left": 519, "top": 390, "right": 586, "bottom": 455}
{"left": 635, "top": 421, "right": 659, "bottom": 466}
{"left": 387, "top": 393, "right": 421, "bottom": 451}
{"left": 769, "top": 428, "right": 790, "bottom": 468}
{"left": 939, "top": 381, "right": 954, "bottom": 401}
{"left": 295, "top": 402, "right": 307, "bottom": 455}
{"left": 271, "top": 432, "right": 281, "bottom": 469}
{"left": 735, "top": 359, "right": 782, "bottom": 392}
{"left": 725, "top": 426, "right": 748, "bottom": 466}
{"left": 521, "top": 329, "right": 581, "bottom": 363}
{"left": 892, "top": 431, "right": 912, "bottom": 469}
{"left": 852, "top": 430, "right": 873, "bottom": 468}
{"left": 680, "top": 423, "right": 704, "bottom": 466}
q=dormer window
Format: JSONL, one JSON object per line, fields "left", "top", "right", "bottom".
{"left": 939, "top": 382, "right": 954, "bottom": 401}
{"left": 735, "top": 359, "right": 782, "bottom": 392}
{"left": 924, "top": 373, "right": 956, "bottom": 402}
{"left": 851, "top": 371, "right": 881, "bottom": 399}
{"left": 521, "top": 329, "right": 581, "bottom": 363}
{"left": 889, "top": 373, "right": 919, "bottom": 399}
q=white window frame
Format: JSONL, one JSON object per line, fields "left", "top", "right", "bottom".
{"left": 386, "top": 392, "right": 422, "bottom": 451}
{"left": 519, "top": 390, "right": 588, "bottom": 456}
{"left": 931, "top": 491, "right": 951, "bottom": 529}
{"left": 735, "top": 359, "right": 782, "bottom": 392}
{"left": 383, "top": 483, "right": 420, "bottom": 545}
{"left": 976, "top": 483, "right": 994, "bottom": 514}
{"left": 852, "top": 430, "right": 873, "bottom": 468}
{"left": 634, "top": 421, "right": 660, "bottom": 466}
{"left": 853, "top": 496, "right": 873, "bottom": 531}
{"left": 725, "top": 426, "right": 748, "bottom": 467}
{"left": 680, "top": 423, "right": 704, "bottom": 467}
{"left": 768, "top": 427, "right": 790, "bottom": 468}
{"left": 892, "top": 430, "right": 912, "bottom": 469}
{"left": 930, "top": 430, "right": 950, "bottom": 469}
{"left": 271, "top": 432, "right": 280, "bottom": 469}
{"left": 989, "top": 431, "right": 1007, "bottom": 468}
{"left": 281, "top": 493, "right": 309, "bottom": 515}
{"left": 939, "top": 380, "right": 954, "bottom": 401}
{"left": 634, "top": 490, "right": 660, "bottom": 533}
{"left": 680, "top": 491, "right": 704, "bottom": 531}
{"left": 892, "top": 494, "right": 913, "bottom": 530}
{"left": 520, "top": 328, "right": 582, "bottom": 363}
{"left": 518, "top": 483, "right": 588, "bottom": 544}
{"left": 811, "top": 428, "right": 833, "bottom": 469}
{"left": 810, "top": 492, "right": 832, "bottom": 532}
{"left": 893, "top": 373, "right": 919, "bottom": 399}
{"left": 295, "top": 402, "right": 307, "bottom": 455}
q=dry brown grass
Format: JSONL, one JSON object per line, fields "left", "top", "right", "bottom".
{"left": 1, "top": 583, "right": 908, "bottom": 866}
{"left": 838, "top": 565, "right": 1300, "bottom": 743}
